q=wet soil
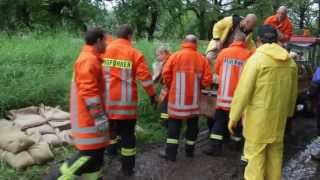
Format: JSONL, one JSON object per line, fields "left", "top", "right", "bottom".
{"left": 102, "top": 117, "right": 320, "bottom": 180}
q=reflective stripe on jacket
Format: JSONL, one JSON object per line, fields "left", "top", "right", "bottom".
{"left": 70, "top": 45, "right": 108, "bottom": 150}
{"left": 206, "top": 16, "right": 256, "bottom": 53}
{"left": 101, "top": 38, "right": 156, "bottom": 120}
{"left": 230, "top": 43, "right": 298, "bottom": 143}
{"left": 215, "top": 41, "right": 251, "bottom": 110}
{"left": 162, "top": 42, "right": 213, "bottom": 119}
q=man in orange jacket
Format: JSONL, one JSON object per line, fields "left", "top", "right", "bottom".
{"left": 47, "top": 28, "right": 108, "bottom": 180}
{"left": 264, "top": 6, "right": 293, "bottom": 43}
{"left": 160, "top": 34, "right": 212, "bottom": 161}
{"left": 101, "top": 24, "right": 157, "bottom": 176}
{"left": 203, "top": 32, "right": 251, "bottom": 156}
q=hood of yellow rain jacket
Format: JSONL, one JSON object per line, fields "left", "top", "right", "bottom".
{"left": 256, "top": 43, "right": 289, "bottom": 61}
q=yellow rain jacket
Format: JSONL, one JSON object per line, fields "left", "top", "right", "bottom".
{"left": 229, "top": 43, "right": 298, "bottom": 144}
{"left": 206, "top": 16, "right": 256, "bottom": 53}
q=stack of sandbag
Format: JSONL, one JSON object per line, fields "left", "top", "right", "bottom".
{"left": 0, "top": 120, "right": 54, "bottom": 170}
{"left": 8, "top": 104, "right": 73, "bottom": 147}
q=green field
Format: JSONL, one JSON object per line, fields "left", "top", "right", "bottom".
{"left": 0, "top": 32, "right": 208, "bottom": 179}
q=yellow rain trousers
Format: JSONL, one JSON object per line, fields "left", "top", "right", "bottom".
{"left": 229, "top": 43, "right": 298, "bottom": 180}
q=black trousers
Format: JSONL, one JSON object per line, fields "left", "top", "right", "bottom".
{"left": 166, "top": 117, "right": 199, "bottom": 160}
{"left": 160, "top": 98, "right": 169, "bottom": 127}
{"left": 209, "top": 109, "right": 242, "bottom": 145}
{"left": 45, "top": 148, "right": 105, "bottom": 180}
{"left": 109, "top": 120, "right": 136, "bottom": 172}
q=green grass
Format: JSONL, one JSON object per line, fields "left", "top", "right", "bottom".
{"left": 0, "top": 32, "right": 208, "bottom": 179}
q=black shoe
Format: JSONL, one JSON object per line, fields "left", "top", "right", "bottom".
{"left": 202, "top": 144, "right": 223, "bottom": 156}
{"left": 159, "top": 150, "right": 176, "bottom": 162}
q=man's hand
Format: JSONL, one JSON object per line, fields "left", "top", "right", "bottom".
{"left": 215, "top": 40, "right": 222, "bottom": 50}
{"left": 228, "top": 120, "right": 238, "bottom": 136}
{"left": 277, "top": 30, "right": 284, "bottom": 41}
{"left": 96, "top": 120, "right": 109, "bottom": 134}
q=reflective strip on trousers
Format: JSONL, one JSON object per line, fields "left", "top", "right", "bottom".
{"left": 108, "top": 109, "right": 136, "bottom": 115}
{"left": 59, "top": 156, "right": 90, "bottom": 180}
{"left": 161, "top": 113, "right": 169, "bottom": 119}
{"left": 121, "top": 148, "right": 136, "bottom": 156}
{"left": 166, "top": 138, "right": 179, "bottom": 144}
{"left": 186, "top": 140, "right": 196, "bottom": 145}
{"left": 210, "top": 134, "right": 223, "bottom": 140}
{"left": 74, "top": 136, "right": 109, "bottom": 145}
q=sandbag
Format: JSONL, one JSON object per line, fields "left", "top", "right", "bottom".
{"left": 39, "top": 104, "right": 70, "bottom": 121}
{"left": 199, "top": 90, "right": 217, "bottom": 118}
{"left": 48, "top": 120, "right": 70, "bottom": 131}
{"left": 7, "top": 106, "right": 39, "bottom": 120}
{"left": 26, "top": 124, "right": 55, "bottom": 135}
{"left": 42, "top": 134, "right": 63, "bottom": 147}
{"left": 0, "top": 149, "right": 35, "bottom": 170}
{"left": 28, "top": 132, "right": 54, "bottom": 164}
{"left": 0, "top": 120, "right": 34, "bottom": 153}
{"left": 13, "top": 114, "right": 47, "bottom": 130}
{"left": 56, "top": 129, "right": 73, "bottom": 145}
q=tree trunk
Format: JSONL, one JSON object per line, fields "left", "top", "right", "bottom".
{"left": 147, "top": 10, "right": 158, "bottom": 40}
{"left": 299, "top": 5, "right": 306, "bottom": 29}
{"left": 198, "top": 11, "right": 207, "bottom": 40}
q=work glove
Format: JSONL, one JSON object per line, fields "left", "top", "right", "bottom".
{"left": 95, "top": 119, "right": 109, "bottom": 134}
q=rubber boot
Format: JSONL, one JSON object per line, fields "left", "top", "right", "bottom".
{"left": 81, "top": 170, "right": 103, "bottom": 180}
{"left": 121, "top": 156, "right": 135, "bottom": 176}
{"left": 185, "top": 144, "right": 195, "bottom": 158}
{"left": 203, "top": 140, "right": 223, "bottom": 156}
{"left": 165, "top": 144, "right": 178, "bottom": 161}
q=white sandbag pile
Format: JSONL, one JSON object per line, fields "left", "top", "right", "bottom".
{"left": 0, "top": 120, "right": 53, "bottom": 169}
{"left": 8, "top": 104, "right": 73, "bottom": 146}
{"left": 0, "top": 104, "right": 73, "bottom": 169}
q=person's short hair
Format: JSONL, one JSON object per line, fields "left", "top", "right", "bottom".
{"left": 85, "top": 27, "right": 105, "bottom": 45}
{"left": 116, "top": 24, "right": 133, "bottom": 39}
{"left": 257, "top": 25, "right": 278, "bottom": 44}
{"left": 156, "top": 45, "right": 170, "bottom": 54}
{"left": 184, "top": 34, "right": 198, "bottom": 44}
{"left": 234, "top": 32, "right": 246, "bottom": 41}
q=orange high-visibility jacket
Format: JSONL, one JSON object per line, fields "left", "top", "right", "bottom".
{"left": 101, "top": 38, "right": 156, "bottom": 120}
{"left": 162, "top": 42, "right": 213, "bottom": 119}
{"left": 70, "top": 45, "right": 109, "bottom": 150}
{"left": 215, "top": 41, "right": 251, "bottom": 111}
{"left": 264, "top": 15, "right": 293, "bottom": 42}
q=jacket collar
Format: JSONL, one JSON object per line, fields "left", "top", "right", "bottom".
{"left": 113, "top": 38, "right": 132, "bottom": 46}
{"left": 181, "top": 42, "right": 197, "bottom": 50}
{"left": 82, "top": 45, "right": 99, "bottom": 57}
{"left": 230, "top": 41, "right": 247, "bottom": 48}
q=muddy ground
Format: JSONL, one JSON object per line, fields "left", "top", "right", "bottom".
{"left": 102, "top": 117, "right": 320, "bottom": 180}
